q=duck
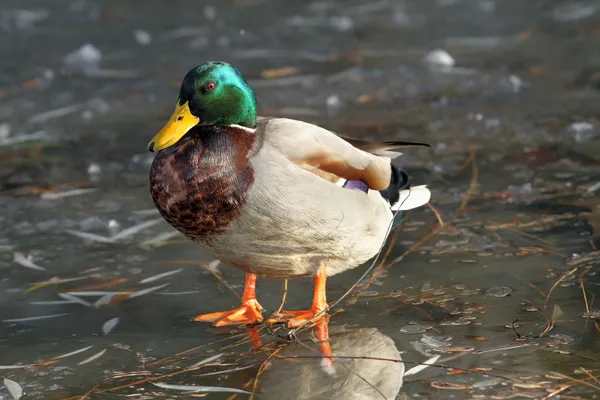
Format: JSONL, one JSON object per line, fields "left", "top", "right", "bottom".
{"left": 147, "top": 61, "right": 431, "bottom": 328}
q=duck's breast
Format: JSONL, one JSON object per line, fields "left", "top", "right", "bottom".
{"left": 149, "top": 125, "right": 256, "bottom": 242}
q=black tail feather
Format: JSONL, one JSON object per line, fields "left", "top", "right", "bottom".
{"left": 379, "top": 164, "right": 410, "bottom": 206}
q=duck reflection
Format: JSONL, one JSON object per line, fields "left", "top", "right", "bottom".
{"left": 260, "top": 318, "right": 405, "bottom": 400}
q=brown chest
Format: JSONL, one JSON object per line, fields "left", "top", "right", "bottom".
{"left": 149, "top": 125, "right": 256, "bottom": 241}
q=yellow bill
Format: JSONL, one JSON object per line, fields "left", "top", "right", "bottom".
{"left": 148, "top": 101, "right": 199, "bottom": 152}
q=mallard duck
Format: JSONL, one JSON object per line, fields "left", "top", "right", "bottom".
{"left": 147, "top": 61, "right": 431, "bottom": 328}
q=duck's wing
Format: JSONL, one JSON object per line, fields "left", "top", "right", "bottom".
{"left": 257, "top": 117, "right": 430, "bottom": 190}
{"left": 337, "top": 135, "right": 430, "bottom": 159}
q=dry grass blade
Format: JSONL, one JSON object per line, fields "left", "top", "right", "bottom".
{"left": 3, "top": 313, "right": 70, "bottom": 323}
{"left": 431, "top": 382, "right": 473, "bottom": 390}
{"left": 152, "top": 382, "right": 251, "bottom": 394}
{"left": 13, "top": 252, "right": 45, "bottom": 271}
{"left": 93, "top": 293, "right": 115, "bottom": 308}
{"left": 455, "top": 149, "right": 478, "bottom": 217}
{"left": 579, "top": 270, "right": 591, "bottom": 316}
{"left": 140, "top": 268, "right": 183, "bottom": 284}
{"left": 472, "top": 343, "right": 533, "bottom": 354}
{"left": 427, "top": 203, "right": 445, "bottom": 227}
{"left": 78, "top": 349, "right": 107, "bottom": 365}
{"left": 70, "top": 278, "right": 130, "bottom": 292}
{"left": 30, "top": 300, "right": 76, "bottom": 305}
{"left": 250, "top": 347, "right": 283, "bottom": 400}
{"left": 140, "top": 230, "right": 180, "bottom": 247}
{"left": 0, "top": 365, "right": 31, "bottom": 370}
{"left": 41, "top": 188, "right": 96, "bottom": 199}
{"left": 65, "top": 230, "right": 115, "bottom": 243}
{"left": 0, "top": 130, "right": 47, "bottom": 146}
{"left": 541, "top": 385, "right": 571, "bottom": 399}
{"left": 28, "top": 104, "right": 82, "bottom": 123}
{"left": 547, "top": 371, "right": 600, "bottom": 392}
{"left": 202, "top": 263, "right": 240, "bottom": 300}
{"left": 579, "top": 367, "right": 599, "bottom": 383}
{"left": 147, "top": 332, "right": 248, "bottom": 367}
{"left": 24, "top": 275, "right": 94, "bottom": 294}
{"left": 58, "top": 293, "right": 93, "bottom": 307}
{"left": 544, "top": 267, "right": 578, "bottom": 309}
{"left": 54, "top": 345, "right": 93, "bottom": 360}
{"left": 404, "top": 354, "right": 441, "bottom": 376}
{"left": 274, "top": 279, "right": 288, "bottom": 315}
{"left": 64, "top": 291, "right": 127, "bottom": 296}
{"left": 128, "top": 283, "right": 170, "bottom": 299}
{"left": 189, "top": 353, "right": 224, "bottom": 368}
{"left": 111, "top": 219, "right": 162, "bottom": 241}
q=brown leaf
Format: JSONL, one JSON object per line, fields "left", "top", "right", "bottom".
{"left": 431, "top": 382, "right": 472, "bottom": 390}
{"left": 464, "top": 335, "right": 488, "bottom": 341}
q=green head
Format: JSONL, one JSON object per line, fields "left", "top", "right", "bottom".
{"left": 148, "top": 62, "right": 257, "bottom": 152}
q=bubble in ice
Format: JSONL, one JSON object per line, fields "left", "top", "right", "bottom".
{"left": 217, "top": 36, "right": 230, "bottom": 47}
{"left": 81, "top": 110, "right": 93, "bottom": 121}
{"left": 134, "top": 29, "right": 152, "bottom": 45}
{"left": 64, "top": 44, "right": 102, "bottom": 71}
{"left": 400, "top": 323, "right": 432, "bottom": 334}
{"left": 325, "top": 94, "right": 342, "bottom": 110}
{"left": 440, "top": 317, "right": 472, "bottom": 326}
{"left": 330, "top": 16, "right": 354, "bottom": 31}
{"left": 423, "top": 49, "right": 455, "bottom": 68}
{"left": 0, "top": 123, "right": 10, "bottom": 139}
{"left": 484, "top": 286, "right": 513, "bottom": 297}
{"left": 582, "top": 310, "right": 600, "bottom": 319}
{"left": 42, "top": 68, "right": 55, "bottom": 81}
{"left": 107, "top": 219, "right": 121, "bottom": 236}
{"left": 392, "top": 7, "right": 411, "bottom": 27}
{"left": 549, "top": 333, "right": 575, "bottom": 344}
{"left": 4, "top": 9, "right": 49, "bottom": 30}
{"left": 507, "top": 75, "right": 523, "bottom": 92}
{"left": 421, "top": 335, "right": 452, "bottom": 348}
{"left": 478, "top": 0, "right": 496, "bottom": 13}
{"left": 189, "top": 36, "right": 209, "bottom": 49}
{"left": 553, "top": 4, "right": 597, "bottom": 22}
{"left": 204, "top": 6, "right": 217, "bottom": 20}
{"left": 87, "top": 163, "right": 101, "bottom": 175}
{"left": 79, "top": 216, "right": 106, "bottom": 231}
{"left": 437, "top": 0, "right": 459, "bottom": 5}
{"left": 568, "top": 122, "right": 596, "bottom": 142}
{"left": 473, "top": 378, "right": 502, "bottom": 389}
{"left": 87, "top": 97, "right": 111, "bottom": 115}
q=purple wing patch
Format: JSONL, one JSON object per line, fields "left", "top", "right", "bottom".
{"left": 343, "top": 180, "right": 369, "bottom": 193}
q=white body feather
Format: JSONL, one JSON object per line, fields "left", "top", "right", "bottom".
{"left": 194, "top": 118, "right": 431, "bottom": 278}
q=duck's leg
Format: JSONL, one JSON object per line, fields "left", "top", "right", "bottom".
{"left": 194, "top": 272, "right": 264, "bottom": 327}
{"left": 268, "top": 263, "right": 328, "bottom": 328}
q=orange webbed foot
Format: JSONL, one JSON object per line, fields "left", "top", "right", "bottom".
{"left": 268, "top": 263, "right": 328, "bottom": 328}
{"left": 194, "top": 298, "right": 264, "bottom": 327}
{"left": 267, "top": 304, "right": 328, "bottom": 328}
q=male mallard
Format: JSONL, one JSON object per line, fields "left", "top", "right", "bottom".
{"left": 148, "top": 61, "right": 431, "bottom": 328}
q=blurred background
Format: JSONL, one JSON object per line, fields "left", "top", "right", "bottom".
{"left": 1, "top": 0, "right": 600, "bottom": 399}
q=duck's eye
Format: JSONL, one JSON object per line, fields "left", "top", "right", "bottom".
{"left": 205, "top": 81, "right": 217, "bottom": 91}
